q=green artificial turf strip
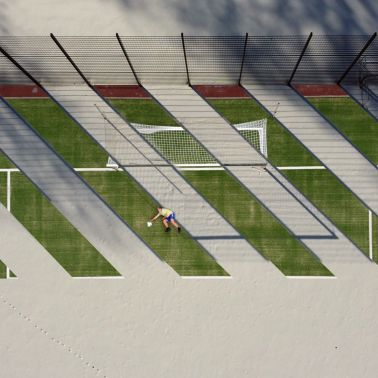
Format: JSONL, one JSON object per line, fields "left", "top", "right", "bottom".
{"left": 0, "top": 171, "right": 7, "bottom": 206}
{"left": 7, "top": 99, "right": 107, "bottom": 168}
{"left": 9, "top": 172, "right": 120, "bottom": 277}
{"left": 0, "top": 152, "right": 15, "bottom": 168}
{"left": 81, "top": 171, "right": 227, "bottom": 276}
{"left": 110, "top": 99, "right": 178, "bottom": 126}
{"left": 8, "top": 99, "right": 225, "bottom": 276}
{"left": 308, "top": 97, "right": 378, "bottom": 164}
{"left": 284, "top": 169, "right": 371, "bottom": 256}
{"left": 0, "top": 261, "right": 7, "bottom": 278}
{"left": 184, "top": 171, "right": 332, "bottom": 276}
{"left": 208, "top": 99, "right": 320, "bottom": 167}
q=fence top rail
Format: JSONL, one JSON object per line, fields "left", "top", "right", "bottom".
{"left": 0, "top": 34, "right": 375, "bottom": 38}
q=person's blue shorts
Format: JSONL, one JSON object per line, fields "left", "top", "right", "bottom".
{"left": 165, "top": 212, "right": 176, "bottom": 222}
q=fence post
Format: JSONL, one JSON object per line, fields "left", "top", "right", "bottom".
{"left": 116, "top": 33, "right": 141, "bottom": 86}
{"left": 337, "top": 32, "right": 377, "bottom": 85}
{"left": 50, "top": 33, "right": 94, "bottom": 89}
{"left": 0, "top": 44, "right": 44, "bottom": 89}
{"left": 181, "top": 33, "right": 191, "bottom": 86}
{"left": 238, "top": 33, "right": 249, "bottom": 85}
{"left": 288, "top": 32, "right": 313, "bottom": 86}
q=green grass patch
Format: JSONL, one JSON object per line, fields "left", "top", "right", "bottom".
{"left": 81, "top": 171, "right": 227, "bottom": 276}
{"left": 7, "top": 172, "right": 120, "bottom": 277}
{"left": 0, "top": 152, "right": 15, "bottom": 168}
{"left": 0, "top": 171, "right": 7, "bottom": 206}
{"left": 110, "top": 99, "right": 178, "bottom": 126}
{"left": 284, "top": 169, "right": 371, "bottom": 256}
{"left": 0, "top": 261, "right": 7, "bottom": 278}
{"left": 184, "top": 171, "right": 331, "bottom": 276}
{"left": 208, "top": 99, "right": 320, "bottom": 167}
{"left": 7, "top": 99, "right": 107, "bottom": 168}
{"left": 7, "top": 99, "right": 226, "bottom": 276}
{"left": 0, "top": 261, "right": 15, "bottom": 279}
{"left": 308, "top": 97, "right": 378, "bottom": 164}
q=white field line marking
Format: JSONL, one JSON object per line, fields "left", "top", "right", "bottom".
{"left": 0, "top": 166, "right": 227, "bottom": 172}
{"left": 369, "top": 210, "right": 373, "bottom": 260}
{"left": 178, "top": 167, "right": 225, "bottom": 171}
{"left": 6, "top": 171, "right": 11, "bottom": 279}
{"left": 74, "top": 167, "right": 122, "bottom": 172}
{"left": 181, "top": 276, "right": 233, "bottom": 280}
{"left": 1, "top": 166, "right": 345, "bottom": 174}
{"left": 286, "top": 276, "right": 337, "bottom": 280}
{"left": 6, "top": 170, "right": 11, "bottom": 212}
{"left": 0, "top": 168, "right": 19, "bottom": 173}
{"left": 176, "top": 163, "right": 221, "bottom": 167}
{"left": 305, "top": 95, "right": 349, "bottom": 98}
{"left": 277, "top": 166, "right": 326, "bottom": 170}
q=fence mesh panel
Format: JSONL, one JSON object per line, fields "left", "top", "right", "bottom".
{"left": 119, "top": 36, "right": 187, "bottom": 84}
{"left": 0, "top": 35, "right": 376, "bottom": 86}
{"left": 184, "top": 36, "right": 245, "bottom": 84}
{"left": 293, "top": 35, "right": 370, "bottom": 84}
{"left": 242, "top": 36, "right": 308, "bottom": 84}
{"left": 55, "top": 36, "right": 137, "bottom": 85}
{"left": 347, "top": 38, "right": 378, "bottom": 85}
{"left": 0, "top": 36, "right": 84, "bottom": 85}
{"left": 0, "top": 53, "right": 32, "bottom": 84}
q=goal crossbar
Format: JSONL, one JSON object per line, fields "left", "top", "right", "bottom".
{"left": 107, "top": 119, "right": 267, "bottom": 169}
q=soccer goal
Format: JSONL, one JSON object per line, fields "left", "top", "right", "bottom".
{"left": 107, "top": 119, "right": 267, "bottom": 170}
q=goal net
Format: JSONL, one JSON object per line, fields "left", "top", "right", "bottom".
{"left": 107, "top": 119, "right": 267, "bottom": 169}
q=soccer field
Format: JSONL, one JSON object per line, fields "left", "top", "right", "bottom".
{"left": 2, "top": 93, "right": 377, "bottom": 279}
{"left": 4, "top": 98, "right": 332, "bottom": 276}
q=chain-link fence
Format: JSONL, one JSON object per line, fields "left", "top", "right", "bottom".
{"left": 0, "top": 35, "right": 377, "bottom": 86}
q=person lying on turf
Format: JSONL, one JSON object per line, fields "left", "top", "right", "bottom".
{"left": 150, "top": 207, "right": 181, "bottom": 233}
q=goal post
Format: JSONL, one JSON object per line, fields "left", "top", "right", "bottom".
{"left": 107, "top": 119, "right": 268, "bottom": 169}
{"left": 234, "top": 119, "right": 268, "bottom": 157}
